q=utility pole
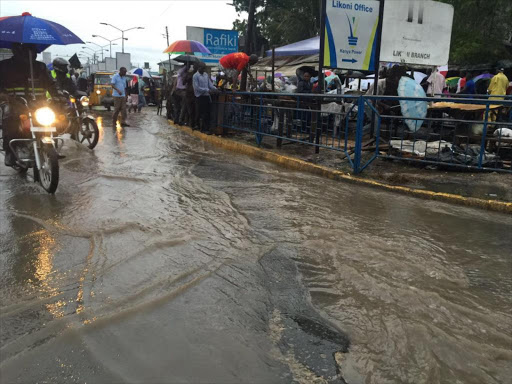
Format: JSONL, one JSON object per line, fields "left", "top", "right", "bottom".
{"left": 240, "top": 0, "right": 256, "bottom": 91}
{"left": 165, "top": 26, "right": 171, "bottom": 72}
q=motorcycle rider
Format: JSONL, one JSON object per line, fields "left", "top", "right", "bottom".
{"left": 0, "top": 43, "right": 59, "bottom": 166}
{"left": 50, "top": 57, "right": 77, "bottom": 96}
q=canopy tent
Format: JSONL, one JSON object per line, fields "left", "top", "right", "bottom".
{"left": 251, "top": 54, "right": 319, "bottom": 77}
{"left": 265, "top": 36, "right": 319, "bottom": 57}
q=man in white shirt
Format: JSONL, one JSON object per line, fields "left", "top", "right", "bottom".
{"left": 192, "top": 63, "right": 218, "bottom": 134}
{"left": 427, "top": 68, "right": 445, "bottom": 96}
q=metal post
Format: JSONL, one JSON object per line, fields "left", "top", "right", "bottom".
{"left": 353, "top": 96, "right": 365, "bottom": 174}
{"left": 122, "top": 31, "right": 125, "bottom": 53}
{"left": 241, "top": 0, "right": 256, "bottom": 91}
{"left": 478, "top": 103, "right": 490, "bottom": 168}
{"left": 271, "top": 46, "right": 275, "bottom": 92}
{"left": 110, "top": 41, "right": 112, "bottom": 58}
{"left": 370, "top": 0, "right": 385, "bottom": 139}
{"left": 166, "top": 26, "right": 171, "bottom": 73}
{"left": 318, "top": 0, "right": 327, "bottom": 94}
{"left": 28, "top": 50, "right": 35, "bottom": 100}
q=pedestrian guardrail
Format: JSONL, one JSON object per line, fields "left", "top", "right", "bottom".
{"left": 212, "top": 92, "right": 512, "bottom": 174}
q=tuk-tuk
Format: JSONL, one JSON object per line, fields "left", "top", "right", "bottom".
{"left": 89, "top": 72, "right": 115, "bottom": 110}
{"left": 144, "top": 76, "right": 162, "bottom": 105}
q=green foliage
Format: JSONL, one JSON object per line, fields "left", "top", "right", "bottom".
{"left": 232, "top": 0, "right": 321, "bottom": 53}
{"left": 438, "top": 0, "right": 512, "bottom": 64}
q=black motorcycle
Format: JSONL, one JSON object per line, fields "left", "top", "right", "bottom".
{"left": 57, "top": 91, "right": 99, "bottom": 149}
{"left": 1, "top": 97, "right": 62, "bottom": 193}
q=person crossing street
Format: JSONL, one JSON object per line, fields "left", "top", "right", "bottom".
{"left": 111, "top": 67, "right": 130, "bottom": 127}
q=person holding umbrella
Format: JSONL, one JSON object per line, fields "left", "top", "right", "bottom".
{"left": 0, "top": 43, "right": 59, "bottom": 166}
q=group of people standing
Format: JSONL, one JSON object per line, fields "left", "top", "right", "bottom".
{"left": 166, "top": 52, "right": 258, "bottom": 134}
{"left": 169, "top": 62, "right": 218, "bottom": 134}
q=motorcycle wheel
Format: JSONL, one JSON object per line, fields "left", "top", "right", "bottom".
{"left": 36, "top": 145, "right": 59, "bottom": 194}
{"left": 78, "top": 118, "right": 99, "bottom": 149}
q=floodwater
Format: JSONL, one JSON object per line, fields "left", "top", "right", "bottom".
{"left": 1, "top": 109, "right": 511, "bottom": 384}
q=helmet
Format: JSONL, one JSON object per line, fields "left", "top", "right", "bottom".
{"left": 53, "top": 57, "right": 70, "bottom": 74}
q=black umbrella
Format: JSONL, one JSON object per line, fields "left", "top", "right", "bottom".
{"left": 174, "top": 54, "right": 201, "bottom": 64}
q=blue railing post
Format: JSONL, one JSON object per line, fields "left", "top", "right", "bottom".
{"left": 477, "top": 103, "right": 490, "bottom": 169}
{"left": 353, "top": 96, "right": 365, "bottom": 174}
{"left": 256, "top": 94, "right": 263, "bottom": 146}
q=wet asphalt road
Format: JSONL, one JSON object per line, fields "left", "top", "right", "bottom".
{"left": 1, "top": 108, "right": 511, "bottom": 384}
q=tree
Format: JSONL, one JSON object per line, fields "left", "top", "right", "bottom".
{"left": 232, "top": 0, "right": 512, "bottom": 64}
{"left": 438, "top": 0, "right": 512, "bottom": 64}
{"left": 232, "top": 0, "right": 321, "bottom": 54}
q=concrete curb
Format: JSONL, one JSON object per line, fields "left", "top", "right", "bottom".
{"left": 170, "top": 121, "right": 512, "bottom": 214}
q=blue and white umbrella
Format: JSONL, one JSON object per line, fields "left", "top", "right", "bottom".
{"left": 397, "top": 76, "right": 428, "bottom": 132}
{"left": 129, "top": 68, "right": 152, "bottom": 78}
{"left": 0, "top": 12, "right": 83, "bottom": 52}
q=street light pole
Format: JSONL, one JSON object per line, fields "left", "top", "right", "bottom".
{"left": 82, "top": 46, "right": 103, "bottom": 64}
{"left": 92, "top": 35, "right": 124, "bottom": 58}
{"left": 99, "top": 23, "right": 144, "bottom": 53}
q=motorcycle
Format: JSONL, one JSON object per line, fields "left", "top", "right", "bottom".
{"left": 0, "top": 97, "right": 62, "bottom": 193}
{"left": 57, "top": 91, "right": 99, "bottom": 149}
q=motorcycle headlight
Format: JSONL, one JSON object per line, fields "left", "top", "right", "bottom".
{"left": 34, "top": 107, "right": 56, "bottom": 126}
{"left": 80, "top": 96, "right": 89, "bottom": 107}
{"left": 96, "top": 90, "right": 101, "bottom": 95}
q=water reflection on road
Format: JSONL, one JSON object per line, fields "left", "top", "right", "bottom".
{"left": 1, "top": 109, "right": 511, "bottom": 383}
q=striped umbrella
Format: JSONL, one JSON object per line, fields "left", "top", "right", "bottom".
{"left": 163, "top": 40, "right": 211, "bottom": 55}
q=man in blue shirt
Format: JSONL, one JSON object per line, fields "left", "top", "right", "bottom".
{"left": 462, "top": 72, "right": 476, "bottom": 95}
{"left": 192, "top": 63, "right": 217, "bottom": 134}
{"left": 111, "top": 67, "right": 130, "bottom": 127}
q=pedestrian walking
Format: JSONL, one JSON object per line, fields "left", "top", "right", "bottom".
{"left": 128, "top": 76, "right": 139, "bottom": 113}
{"left": 175, "top": 64, "right": 189, "bottom": 124}
{"left": 77, "top": 72, "right": 88, "bottom": 93}
{"left": 138, "top": 77, "right": 147, "bottom": 113}
{"left": 111, "top": 67, "right": 130, "bottom": 127}
{"left": 192, "top": 63, "right": 217, "bottom": 134}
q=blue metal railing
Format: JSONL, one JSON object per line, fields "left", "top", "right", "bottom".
{"left": 212, "top": 92, "right": 512, "bottom": 174}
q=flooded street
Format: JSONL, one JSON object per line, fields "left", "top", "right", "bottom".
{"left": 1, "top": 109, "right": 511, "bottom": 384}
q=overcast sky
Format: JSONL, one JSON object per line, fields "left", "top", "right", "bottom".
{"left": 1, "top": 0, "right": 241, "bottom": 70}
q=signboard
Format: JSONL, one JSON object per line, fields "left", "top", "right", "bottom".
{"left": 115, "top": 52, "right": 131, "bottom": 71}
{"left": 186, "top": 26, "right": 238, "bottom": 66}
{"left": 324, "top": 0, "right": 380, "bottom": 70}
{"left": 105, "top": 57, "right": 117, "bottom": 71}
{"left": 380, "top": 0, "right": 454, "bottom": 66}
